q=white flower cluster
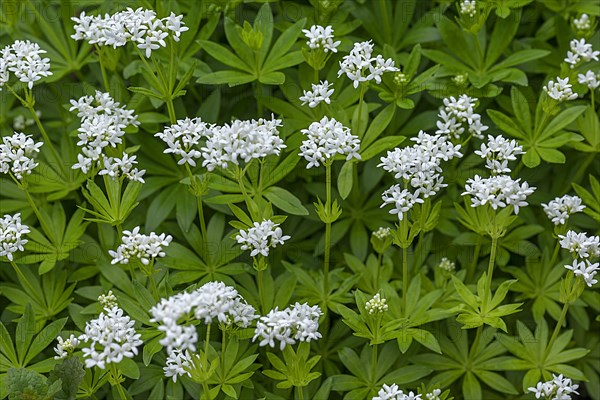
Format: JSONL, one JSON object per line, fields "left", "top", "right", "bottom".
{"left": 0, "top": 132, "right": 43, "bottom": 180}
{"left": 542, "top": 195, "right": 585, "bottom": 225}
{"left": 72, "top": 9, "right": 188, "bottom": 58}
{"left": 299, "top": 116, "right": 361, "bottom": 168}
{"left": 236, "top": 219, "right": 290, "bottom": 257}
{"left": 98, "top": 153, "right": 145, "bottom": 183}
{"left": 150, "top": 282, "right": 258, "bottom": 353}
{"left": 98, "top": 290, "right": 118, "bottom": 309}
{"left": 564, "top": 38, "right": 599, "bottom": 67}
{"left": 460, "top": 0, "right": 477, "bottom": 17}
{"left": 155, "top": 117, "right": 209, "bottom": 166}
{"left": 79, "top": 306, "right": 143, "bottom": 369}
{"left": 0, "top": 40, "right": 52, "bottom": 90}
{"left": 528, "top": 374, "right": 579, "bottom": 400}
{"left": 463, "top": 175, "right": 535, "bottom": 214}
{"left": 379, "top": 131, "right": 462, "bottom": 220}
{"left": 544, "top": 77, "right": 578, "bottom": 102}
{"left": 201, "top": 116, "right": 285, "bottom": 171}
{"left": 559, "top": 230, "right": 599, "bottom": 287}
{"left": 109, "top": 226, "right": 172, "bottom": 265}
{"left": 302, "top": 25, "right": 340, "bottom": 53}
{"left": 373, "top": 227, "right": 392, "bottom": 240}
{"left": 338, "top": 41, "right": 399, "bottom": 88}
{"left": 299, "top": 80, "right": 334, "bottom": 108}
{"left": 53, "top": 334, "right": 80, "bottom": 360}
{"left": 437, "top": 257, "right": 456, "bottom": 272}
{"left": 436, "top": 94, "right": 488, "bottom": 139}
{"left": 474, "top": 135, "right": 524, "bottom": 175}
{"left": 573, "top": 14, "right": 591, "bottom": 31}
{"left": 164, "top": 348, "right": 197, "bottom": 382}
{"left": 365, "top": 293, "right": 388, "bottom": 315}
{"left": 253, "top": 302, "right": 322, "bottom": 350}
{"left": 0, "top": 213, "right": 29, "bottom": 262}
{"left": 373, "top": 384, "right": 442, "bottom": 400}
{"left": 70, "top": 91, "right": 140, "bottom": 175}
{"left": 578, "top": 70, "right": 600, "bottom": 90}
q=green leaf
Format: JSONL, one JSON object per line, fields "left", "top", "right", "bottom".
{"left": 48, "top": 357, "right": 86, "bottom": 400}
{"left": 197, "top": 71, "right": 255, "bottom": 86}
{"left": 487, "top": 109, "right": 525, "bottom": 139}
{"left": 15, "top": 304, "right": 36, "bottom": 364}
{"left": 360, "top": 136, "right": 406, "bottom": 161}
{"left": 362, "top": 104, "right": 396, "bottom": 149}
{"left": 198, "top": 40, "right": 250, "bottom": 71}
{"left": 489, "top": 49, "right": 550, "bottom": 71}
{"left": 263, "top": 186, "right": 308, "bottom": 215}
{"left": 119, "top": 357, "right": 140, "bottom": 379}
{"left": 24, "top": 318, "right": 67, "bottom": 365}
{"left": 338, "top": 161, "right": 354, "bottom": 200}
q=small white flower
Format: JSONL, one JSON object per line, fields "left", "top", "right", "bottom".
{"left": 150, "top": 282, "right": 258, "bottom": 353}
{"left": 379, "top": 131, "right": 462, "bottom": 219}
{"left": 164, "top": 349, "right": 195, "bottom": 382}
{"left": 577, "top": 70, "right": 600, "bottom": 90}
{"left": 564, "top": 38, "right": 600, "bottom": 67}
{"left": 299, "top": 116, "right": 361, "bottom": 168}
{"left": 460, "top": 0, "right": 477, "bottom": 17}
{"left": 54, "top": 334, "right": 80, "bottom": 360}
{"left": 98, "top": 152, "right": 146, "bottom": 183}
{"left": 71, "top": 8, "right": 187, "bottom": 58}
{"left": 338, "top": 41, "right": 398, "bottom": 88}
{"left": 365, "top": 293, "right": 388, "bottom": 314}
{"left": 201, "top": 116, "right": 285, "bottom": 171}
{"left": 299, "top": 80, "right": 334, "bottom": 108}
{"left": 573, "top": 14, "right": 591, "bottom": 31}
{"left": 462, "top": 175, "right": 535, "bottom": 214}
{"left": 542, "top": 195, "right": 585, "bottom": 225}
{"left": 155, "top": 117, "right": 208, "bottom": 167}
{"left": 373, "top": 227, "right": 392, "bottom": 240}
{"left": 474, "top": 135, "right": 524, "bottom": 175}
{"left": 0, "top": 132, "right": 43, "bottom": 180}
{"left": 0, "top": 213, "right": 30, "bottom": 261}
{"left": 98, "top": 290, "right": 118, "bottom": 309}
{"left": 79, "top": 306, "right": 143, "bottom": 369}
{"left": 70, "top": 91, "right": 139, "bottom": 175}
{"left": 302, "top": 25, "right": 340, "bottom": 53}
{"left": 544, "top": 77, "right": 579, "bottom": 101}
{"left": 436, "top": 94, "right": 488, "bottom": 139}
{"left": 0, "top": 40, "right": 52, "bottom": 90}
{"left": 236, "top": 219, "right": 290, "bottom": 257}
{"left": 109, "top": 226, "right": 172, "bottom": 265}
{"left": 373, "top": 383, "right": 403, "bottom": 400}
{"left": 253, "top": 302, "right": 323, "bottom": 350}
{"left": 437, "top": 257, "right": 455, "bottom": 272}
{"left": 528, "top": 374, "right": 579, "bottom": 399}
{"left": 559, "top": 230, "right": 599, "bottom": 259}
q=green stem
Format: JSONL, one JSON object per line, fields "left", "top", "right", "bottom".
{"left": 549, "top": 240, "right": 561, "bottom": 268}
{"left": 402, "top": 246, "right": 408, "bottom": 315}
{"left": 467, "top": 241, "right": 481, "bottom": 283}
{"left": 24, "top": 96, "right": 66, "bottom": 176}
{"left": 95, "top": 45, "right": 111, "bottom": 91}
{"left": 314, "top": 67, "right": 319, "bottom": 83}
{"left": 470, "top": 326, "right": 483, "bottom": 357}
{"left": 109, "top": 364, "right": 127, "bottom": 400}
{"left": 257, "top": 268, "right": 265, "bottom": 313}
{"left": 221, "top": 331, "right": 227, "bottom": 374}
{"left": 376, "top": 252, "right": 382, "bottom": 290}
{"left": 484, "top": 235, "right": 498, "bottom": 307}
{"left": 23, "top": 190, "right": 53, "bottom": 241}
{"left": 547, "top": 302, "right": 569, "bottom": 354}
{"left": 323, "top": 162, "right": 332, "bottom": 298}
{"left": 148, "top": 273, "right": 160, "bottom": 300}
{"left": 297, "top": 386, "right": 305, "bottom": 400}
{"left": 357, "top": 86, "right": 365, "bottom": 136}
{"left": 205, "top": 323, "right": 211, "bottom": 357}
{"left": 201, "top": 382, "right": 211, "bottom": 400}
{"left": 371, "top": 343, "right": 378, "bottom": 384}
{"left": 591, "top": 89, "right": 595, "bottom": 111}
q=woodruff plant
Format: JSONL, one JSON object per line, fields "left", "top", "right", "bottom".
{"left": 1, "top": 1, "right": 599, "bottom": 400}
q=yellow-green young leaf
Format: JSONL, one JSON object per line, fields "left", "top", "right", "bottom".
{"left": 522, "top": 149, "right": 541, "bottom": 168}
{"left": 538, "top": 147, "right": 565, "bottom": 163}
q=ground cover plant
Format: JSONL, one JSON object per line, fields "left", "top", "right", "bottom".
{"left": 0, "top": 0, "right": 599, "bottom": 399}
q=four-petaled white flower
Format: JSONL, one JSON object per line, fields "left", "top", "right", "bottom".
{"left": 302, "top": 25, "right": 340, "bottom": 53}
{"left": 109, "top": 226, "right": 172, "bottom": 265}
{"left": 0, "top": 40, "right": 52, "bottom": 90}
{"left": 338, "top": 41, "right": 399, "bottom": 88}
{"left": 543, "top": 77, "right": 578, "bottom": 101}
{"left": 253, "top": 302, "right": 322, "bottom": 350}
{"left": 0, "top": 213, "right": 29, "bottom": 262}
{"left": 299, "top": 116, "right": 361, "bottom": 168}
{"left": 299, "top": 80, "right": 334, "bottom": 108}
{"left": 236, "top": 219, "right": 290, "bottom": 257}
{"left": 0, "top": 132, "right": 43, "bottom": 180}
{"left": 542, "top": 195, "right": 585, "bottom": 225}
